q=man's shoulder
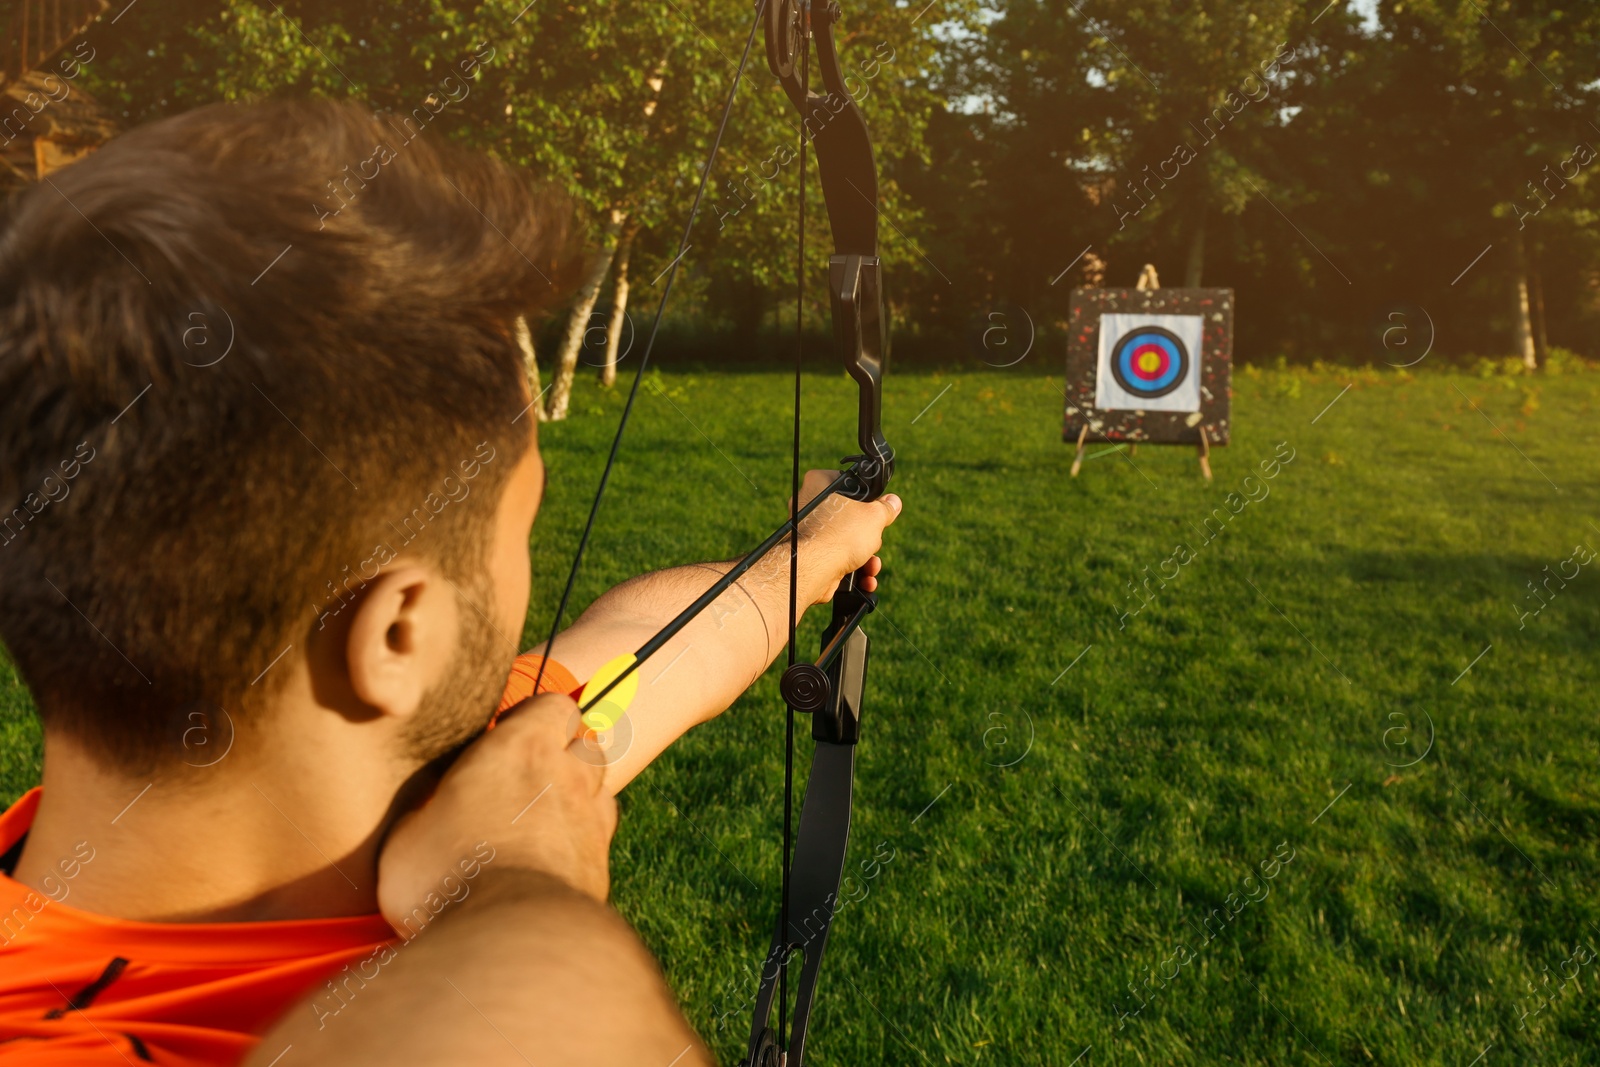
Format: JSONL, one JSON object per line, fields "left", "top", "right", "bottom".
{"left": 0, "top": 789, "right": 395, "bottom": 1067}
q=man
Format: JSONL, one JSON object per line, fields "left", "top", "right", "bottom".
{"left": 0, "top": 99, "right": 899, "bottom": 1065}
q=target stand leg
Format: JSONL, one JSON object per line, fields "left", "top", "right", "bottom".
{"left": 1197, "top": 426, "right": 1213, "bottom": 482}
{"left": 1070, "top": 425, "right": 1089, "bottom": 478}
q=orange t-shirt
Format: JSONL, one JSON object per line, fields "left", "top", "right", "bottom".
{"left": 0, "top": 653, "right": 579, "bottom": 1066}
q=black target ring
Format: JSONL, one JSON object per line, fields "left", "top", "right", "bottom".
{"left": 1109, "top": 325, "right": 1191, "bottom": 400}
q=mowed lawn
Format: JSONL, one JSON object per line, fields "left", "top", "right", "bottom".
{"left": 3, "top": 362, "right": 1598, "bottom": 1065}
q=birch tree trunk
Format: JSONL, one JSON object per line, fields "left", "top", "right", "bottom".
{"left": 544, "top": 209, "right": 626, "bottom": 421}
{"left": 1527, "top": 232, "right": 1549, "bottom": 367}
{"left": 542, "top": 53, "right": 670, "bottom": 419}
{"left": 1511, "top": 231, "right": 1538, "bottom": 372}
{"left": 601, "top": 222, "right": 638, "bottom": 388}
{"left": 514, "top": 315, "right": 544, "bottom": 422}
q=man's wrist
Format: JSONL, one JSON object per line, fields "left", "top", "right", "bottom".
{"left": 383, "top": 861, "right": 598, "bottom": 942}
{"left": 464, "top": 864, "right": 599, "bottom": 911}
{"left": 791, "top": 524, "right": 848, "bottom": 605}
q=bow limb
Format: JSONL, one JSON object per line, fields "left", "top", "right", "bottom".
{"left": 743, "top": 576, "right": 870, "bottom": 1067}
{"left": 742, "top": 1, "right": 892, "bottom": 1064}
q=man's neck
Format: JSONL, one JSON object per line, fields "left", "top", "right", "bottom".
{"left": 11, "top": 730, "right": 412, "bottom": 923}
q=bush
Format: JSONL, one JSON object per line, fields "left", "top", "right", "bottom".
{"left": 1543, "top": 346, "right": 1590, "bottom": 374}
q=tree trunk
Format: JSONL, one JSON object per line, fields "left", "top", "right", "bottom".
{"left": 514, "top": 315, "right": 544, "bottom": 422}
{"left": 1527, "top": 231, "right": 1549, "bottom": 367}
{"left": 544, "top": 54, "right": 666, "bottom": 410}
{"left": 1511, "top": 231, "right": 1538, "bottom": 372}
{"left": 601, "top": 223, "right": 638, "bottom": 388}
{"left": 545, "top": 53, "right": 667, "bottom": 415}
{"left": 545, "top": 209, "right": 627, "bottom": 421}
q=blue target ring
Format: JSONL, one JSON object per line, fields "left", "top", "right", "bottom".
{"left": 1110, "top": 326, "right": 1190, "bottom": 399}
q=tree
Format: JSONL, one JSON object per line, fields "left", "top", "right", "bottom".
{"left": 514, "top": 314, "right": 543, "bottom": 414}
{"left": 538, "top": 50, "right": 667, "bottom": 419}
{"left": 1281, "top": 0, "right": 1600, "bottom": 365}
{"left": 80, "top": 0, "right": 952, "bottom": 378}
{"left": 914, "top": 0, "right": 1101, "bottom": 344}
{"left": 601, "top": 218, "right": 640, "bottom": 387}
{"left": 1075, "top": 0, "right": 1306, "bottom": 287}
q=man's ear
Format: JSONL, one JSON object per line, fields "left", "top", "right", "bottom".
{"left": 344, "top": 564, "right": 459, "bottom": 722}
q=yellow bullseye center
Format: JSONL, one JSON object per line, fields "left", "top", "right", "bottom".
{"left": 1138, "top": 350, "right": 1162, "bottom": 373}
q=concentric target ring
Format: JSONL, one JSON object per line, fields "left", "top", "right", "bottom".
{"left": 1109, "top": 326, "right": 1190, "bottom": 400}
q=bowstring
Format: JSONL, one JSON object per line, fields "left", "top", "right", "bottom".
{"left": 531, "top": 0, "right": 771, "bottom": 699}
{"left": 779, "top": 11, "right": 812, "bottom": 1050}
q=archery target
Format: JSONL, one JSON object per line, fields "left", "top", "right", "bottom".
{"left": 1094, "top": 313, "right": 1204, "bottom": 413}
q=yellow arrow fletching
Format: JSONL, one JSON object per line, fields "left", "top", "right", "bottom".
{"left": 579, "top": 652, "right": 638, "bottom": 732}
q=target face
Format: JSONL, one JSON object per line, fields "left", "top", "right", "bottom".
{"left": 1111, "top": 327, "right": 1188, "bottom": 398}
{"left": 1094, "top": 313, "right": 1204, "bottom": 413}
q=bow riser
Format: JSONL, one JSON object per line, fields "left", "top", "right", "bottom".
{"left": 830, "top": 253, "right": 892, "bottom": 501}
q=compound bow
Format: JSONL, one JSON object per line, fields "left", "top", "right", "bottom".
{"left": 533, "top": 1, "right": 891, "bottom": 1063}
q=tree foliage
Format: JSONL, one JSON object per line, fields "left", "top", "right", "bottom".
{"left": 74, "top": 0, "right": 1600, "bottom": 367}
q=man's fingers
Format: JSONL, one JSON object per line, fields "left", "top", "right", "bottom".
{"left": 500, "top": 690, "right": 580, "bottom": 726}
{"left": 376, "top": 681, "right": 622, "bottom": 924}
{"left": 499, "top": 692, "right": 600, "bottom": 753}
{"left": 565, "top": 734, "right": 612, "bottom": 796}
{"left": 481, "top": 692, "right": 610, "bottom": 824}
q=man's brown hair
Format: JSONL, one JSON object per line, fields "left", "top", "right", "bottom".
{"left": 0, "top": 99, "right": 574, "bottom": 771}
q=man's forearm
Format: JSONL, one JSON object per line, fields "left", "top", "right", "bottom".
{"left": 594, "top": 518, "right": 839, "bottom": 665}
{"left": 246, "top": 869, "right": 709, "bottom": 1067}
{"left": 546, "top": 530, "right": 841, "bottom": 791}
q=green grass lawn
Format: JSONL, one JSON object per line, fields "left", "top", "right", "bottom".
{"left": 4, "top": 362, "right": 1597, "bottom": 1065}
